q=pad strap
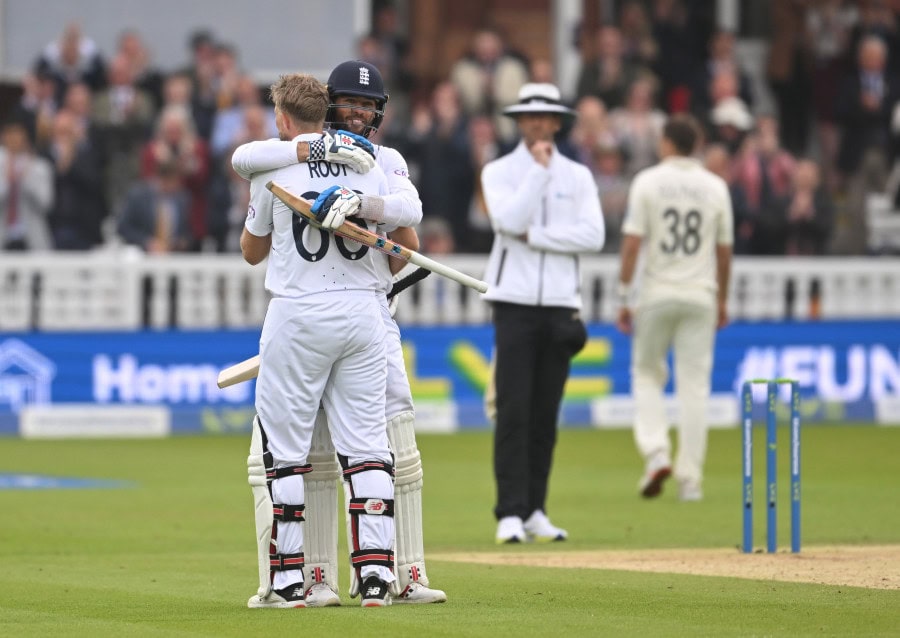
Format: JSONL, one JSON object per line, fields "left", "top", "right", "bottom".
{"left": 270, "top": 552, "right": 305, "bottom": 571}
{"left": 267, "top": 463, "right": 313, "bottom": 483}
{"left": 273, "top": 503, "right": 306, "bottom": 522}
{"left": 348, "top": 497, "right": 394, "bottom": 517}
{"left": 350, "top": 549, "right": 395, "bottom": 569}
{"left": 341, "top": 460, "right": 394, "bottom": 480}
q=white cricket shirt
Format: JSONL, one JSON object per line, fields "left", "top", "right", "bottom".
{"left": 622, "top": 156, "right": 733, "bottom": 306}
{"left": 244, "top": 133, "right": 391, "bottom": 298}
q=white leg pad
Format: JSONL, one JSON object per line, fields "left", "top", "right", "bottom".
{"left": 387, "top": 410, "right": 429, "bottom": 589}
{"left": 342, "top": 479, "right": 360, "bottom": 598}
{"left": 303, "top": 409, "right": 340, "bottom": 594}
{"left": 248, "top": 416, "right": 274, "bottom": 599}
{"left": 344, "top": 463, "right": 398, "bottom": 597}
{"left": 349, "top": 468, "right": 397, "bottom": 592}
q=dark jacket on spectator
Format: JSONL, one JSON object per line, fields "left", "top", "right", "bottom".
{"left": 835, "top": 69, "right": 900, "bottom": 173}
{"left": 43, "top": 141, "right": 107, "bottom": 249}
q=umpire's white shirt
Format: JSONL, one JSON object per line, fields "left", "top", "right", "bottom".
{"left": 622, "top": 156, "right": 733, "bottom": 307}
{"left": 244, "top": 134, "right": 391, "bottom": 297}
{"left": 481, "top": 141, "right": 605, "bottom": 309}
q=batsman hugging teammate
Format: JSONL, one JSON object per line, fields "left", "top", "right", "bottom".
{"left": 233, "top": 60, "right": 446, "bottom": 606}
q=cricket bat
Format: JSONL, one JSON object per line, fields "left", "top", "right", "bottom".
{"left": 217, "top": 355, "right": 260, "bottom": 389}
{"left": 267, "top": 181, "right": 489, "bottom": 293}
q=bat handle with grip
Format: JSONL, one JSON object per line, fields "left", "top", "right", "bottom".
{"left": 407, "top": 252, "right": 488, "bottom": 293}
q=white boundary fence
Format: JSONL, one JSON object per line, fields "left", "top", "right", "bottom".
{"left": 2, "top": 250, "right": 900, "bottom": 331}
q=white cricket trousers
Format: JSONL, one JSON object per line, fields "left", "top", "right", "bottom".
{"left": 631, "top": 299, "right": 716, "bottom": 484}
{"left": 256, "top": 293, "right": 389, "bottom": 464}
{"left": 256, "top": 292, "right": 393, "bottom": 585}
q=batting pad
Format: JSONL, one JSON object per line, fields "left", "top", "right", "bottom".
{"left": 247, "top": 416, "right": 274, "bottom": 598}
{"left": 346, "top": 463, "right": 397, "bottom": 594}
{"left": 342, "top": 480, "right": 359, "bottom": 597}
{"left": 303, "top": 410, "right": 340, "bottom": 593}
{"left": 388, "top": 410, "right": 429, "bottom": 588}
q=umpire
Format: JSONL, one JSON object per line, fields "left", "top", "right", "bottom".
{"left": 481, "top": 83, "right": 605, "bottom": 543}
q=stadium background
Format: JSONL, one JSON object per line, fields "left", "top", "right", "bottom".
{"left": 0, "top": 0, "right": 899, "bottom": 437}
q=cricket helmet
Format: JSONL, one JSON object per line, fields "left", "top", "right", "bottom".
{"left": 326, "top": 60, "right": 389, "bottom": 137}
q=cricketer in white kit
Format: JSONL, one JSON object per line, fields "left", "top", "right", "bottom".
{"left": 617, "top": 114, "right": 734, "bottom": 502}
{"left": 232, "top": 60, "right": 445, "bottom": 605}
{"left": 241, "top": 73, "right": 396, "bottom": 608}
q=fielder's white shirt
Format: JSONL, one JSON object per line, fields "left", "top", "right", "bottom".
{"left": 622, "top": 156, "right": 733, "bottom": 307}
{"left": 244, "top": 133, "right": 391, "bottom": 298}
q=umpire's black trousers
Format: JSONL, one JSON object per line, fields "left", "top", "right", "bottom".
{"left": 492, "top": 301, "right": 587, "bottom": 520}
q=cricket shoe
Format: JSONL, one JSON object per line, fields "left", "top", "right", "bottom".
{"left": 524, "top": 510, "right": 568, "bottom": 542}
{"left": 360, "top": 576, "right": 392, "bottom": 607}
{"left": 393, "top": 581, "right": 448, "bottom": 604}
{"left": 495, "top": 516, "right": 525, "bottom": 544}
{"left": 304, "top": 582, "right": 341, "bottom": 607}
{"left": 678, "top": 478, "right": 703, "bottom": 502}
{"left": 638, "top": 453, "right": 672, "bottom": 498}
{"left": 247, "top": 583, "right": 307, "bottom": 608}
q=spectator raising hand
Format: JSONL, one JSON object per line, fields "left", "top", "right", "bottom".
{"left": 779, "top": 159, "right": 834, "bottom": 255}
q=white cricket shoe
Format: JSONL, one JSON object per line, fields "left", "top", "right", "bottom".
{"left": 393, "top": 581, "right": 448, "bottom": 604}
{"left": 304, "top": 582, "right": 341, "bottom": 607}
{"left": 678, "top": 478, "right": 703, "bottom": 502}
{"left": 247, "top": 583, "right": 307, "bottom": 608}
{"left": 638, "top": 453, "right": 672, "bottom": 498}
{"left": 524, "top": 510, "right": 568, "bottom": 542}
{"left": 495, "top": 516, "right": 525, "bottom": 544}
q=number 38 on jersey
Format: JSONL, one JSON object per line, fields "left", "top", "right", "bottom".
{"left": 659, "top": 207, "right": 702, "bottom": 255}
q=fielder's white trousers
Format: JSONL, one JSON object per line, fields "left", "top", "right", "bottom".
{"left": 631, "top": 299, "right": 716, "bottom": 484}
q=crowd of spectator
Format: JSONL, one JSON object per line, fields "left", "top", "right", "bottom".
{"left": 1, "top": 23, "right": 274, "bottom": 254}
{"left": 2, "top": 1, "right": 899, "bottom": 257}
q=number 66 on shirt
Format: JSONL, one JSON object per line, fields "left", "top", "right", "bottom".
{"left": 266, "top": 181, "right": 488, "bottom": 293}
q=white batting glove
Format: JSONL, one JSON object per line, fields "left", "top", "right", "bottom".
{"left": 308, "top": 131, "right": 375, "bottom": 174}
{"left": 311, "top": 185, "right": 361, "bottom": 230}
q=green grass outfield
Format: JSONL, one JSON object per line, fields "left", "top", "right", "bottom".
{"left": 0, "top": 425, "right": 897, "bottom": 637}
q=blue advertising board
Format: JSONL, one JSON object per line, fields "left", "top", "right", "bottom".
{"left": 1, "top": 320, "right": 899, "bottom": 435}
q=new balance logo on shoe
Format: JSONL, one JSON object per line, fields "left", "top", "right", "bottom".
{"left": 246, "top": 582, "right": 307, "bottom": 608}
{"left": 360, "top": 576, "right": 391, "bottom": 607}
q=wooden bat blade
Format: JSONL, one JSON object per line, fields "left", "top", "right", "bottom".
{"left": 266, "top": 180, "right": 413, "bottom": 258}
{"left": 266, "top": 181, "right": 489, "bottom": 293}
{"left": 217, "top": 355, "right": 260, "bottom": 389}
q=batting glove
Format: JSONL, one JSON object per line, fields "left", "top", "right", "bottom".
{"left": 311, "top": 185, "right": 361, "bottom": 230}
{"left": 309, "top": 131, "right": 376, "bottom": 174}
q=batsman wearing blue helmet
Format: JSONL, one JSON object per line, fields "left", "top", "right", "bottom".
{"left": 232, "top": 60, "right": 446, "bottom": 606}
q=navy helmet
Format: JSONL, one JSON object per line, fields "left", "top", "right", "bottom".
{"left": 326, "top": 60, "right": 389, "bottom": 138}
